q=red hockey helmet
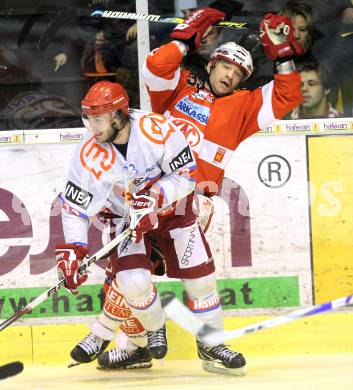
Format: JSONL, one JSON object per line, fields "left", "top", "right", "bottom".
{"left": 81, "top": 81, "right": 129, "bottom": 116}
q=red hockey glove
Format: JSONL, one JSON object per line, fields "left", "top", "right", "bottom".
{"left": 259, "top": 13, "right": 304, "bottom": 61}
{"left": 170, "top": 7, "right": 225, "bottom": 49}
{"left": 127, "top": 188, "right": 164, "bottom": 243}
{"left": 56, "top": 244, "right": 89, "bottom": 294}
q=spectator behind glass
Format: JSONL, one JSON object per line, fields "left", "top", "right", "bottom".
{"left": 182, "top": 0, "right": 244, "bottom": 81}
{"left": 0, "top": 3, "right": 88, "bottom": 129}
{"left": 279, "top": 2, "right": 312, "bottom": 52}
{"left": 289, "top": 61, "right": 340, "bottom": 119}
{"left": 79, "top": 0, "right": 170, "bottom": 108}
{"left": 240, "top": 1, "right": 323, "bottom": 90}
{"left": 278, "top": 1, "right": 323, "bottom": 62}
{"left": 279, "top": 1, "right": 353, "bottom": 116}
{"left": 79, "top": 1, "right": 140, "bottom": 106}
{"left": 313, "top": 0, "right": 353, "bottom": 116}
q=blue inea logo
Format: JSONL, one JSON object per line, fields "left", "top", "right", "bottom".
{"left": 175, "top": 97, "right": 210, "bottom": 125}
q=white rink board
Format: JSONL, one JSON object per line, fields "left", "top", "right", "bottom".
{"left": 0, "top": 143, "right": 88, "bottom": 289}
{"left": 0, "top": 131, "right": 311, "bottom": 305}
{"left": 210, "top": 135, "right": 312, "bottom": 305}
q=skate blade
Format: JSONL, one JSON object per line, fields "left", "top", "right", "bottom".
{"left": 96, "top": 362, "right": 153, "bottom": 371}
{"left": 67, "top": 360, "right": 81, "bottom": 368}
{"left": 202, "top": 361, "right": 247, "bottom": 376}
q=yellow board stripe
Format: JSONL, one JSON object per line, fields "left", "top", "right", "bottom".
{"left": 308, "top": 135, "right": 353, "bottom": 303}
{"left": 1, "top": 313, "right": 353, "bottom": 365}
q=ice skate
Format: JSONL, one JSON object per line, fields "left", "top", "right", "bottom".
{"left": 97, "top": 345, "right": 152, "bottom": 370}
{"left": 147, "top": 324, "right": 167, "bottom": 359}
{"left": 70, "top": 333, "right": 110, "bottom": 364}
{"left": 197, "top": 340, "right": 246, "bottom": 376}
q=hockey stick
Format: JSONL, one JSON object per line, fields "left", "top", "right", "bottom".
{"left": 37, "top": 7, "right": 78, "bottom": 52}
{"left": 0, "top": 191, "right": 180, "bottom": 332}
{"left": 163, "top": 294, "right": 353, "bottom": 345}
{"left": 0, "top": 362, "right": 24, "bottom": 380}
{"left": 17, "top": 5, "right": 61, "bottom": 48}
{"left": 0, "top": 8, "right": 265, "bottom": 18}
{"left": 0, "top": 227, "right": 131, "bottom": 332}
{"left": 37, "top": 8, "right": 257, "bottom": 51}
{"left": 87, "top": 9, "right": 252, "bottom": 30}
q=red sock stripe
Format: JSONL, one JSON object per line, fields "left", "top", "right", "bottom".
{"left": 187, "top": 294, "right": 221, "bottom": 313}
{"left": 128, "top": 286, "right": 158, "bottom": 311}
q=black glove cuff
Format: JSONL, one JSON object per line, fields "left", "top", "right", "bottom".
{"left": 170, "top": 34, "right": 196, "bottom": 52}
{"left": 275, "top": 55, "right": 295, "bottom": 64}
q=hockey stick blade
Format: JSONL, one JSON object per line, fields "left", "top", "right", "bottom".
{"left": 0, "top": 361, "right": 24, "bottom": 380}
{"left": 0, "top": 228, "right": 131, "bottom": 332}
{"left": 163, "top": 294, "right": 353, "bottom": 345}
{"left": 220, "top": 294, "right": 353, "bottom": 343}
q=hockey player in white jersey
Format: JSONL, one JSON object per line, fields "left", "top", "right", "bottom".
{"left": 57, "top": 79, "right": 196, "bottom": 359}
{"left": 56, "top": 81, "right": 246, "bottom": 374}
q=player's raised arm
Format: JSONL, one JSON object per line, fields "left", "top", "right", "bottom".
{"left": 224, "top": 13, "right": 304, "bottom": 141}
{"left": 142, "top": 8, "right": 225, "bottom": 113}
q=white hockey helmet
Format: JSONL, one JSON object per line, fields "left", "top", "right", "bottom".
{"left": 209, "top": 42, "right": 253, "bottom": 80}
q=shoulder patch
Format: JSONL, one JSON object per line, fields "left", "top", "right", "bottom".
{"left": 139, "top": 112, "right": 175, "bottom": 144}
{"left": 79, "top": 135, "right": 116, "bottom": 180}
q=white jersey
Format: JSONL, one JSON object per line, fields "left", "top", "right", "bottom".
{"left": 60, "top": 109, "right": 196, "bottom": 244}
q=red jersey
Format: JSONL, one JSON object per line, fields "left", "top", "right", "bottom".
{"left": 143, "top": 42, "right": 302, "bottom": 195}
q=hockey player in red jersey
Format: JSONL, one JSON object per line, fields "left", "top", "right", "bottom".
{"left": 142, "top": 7, "right": 302, "bottom": 374}
{"left": 69, "top": 8, "right": 303, "bottom": 376}
{"left": 143, "top": 8, "right": 303, "bottom": 195}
